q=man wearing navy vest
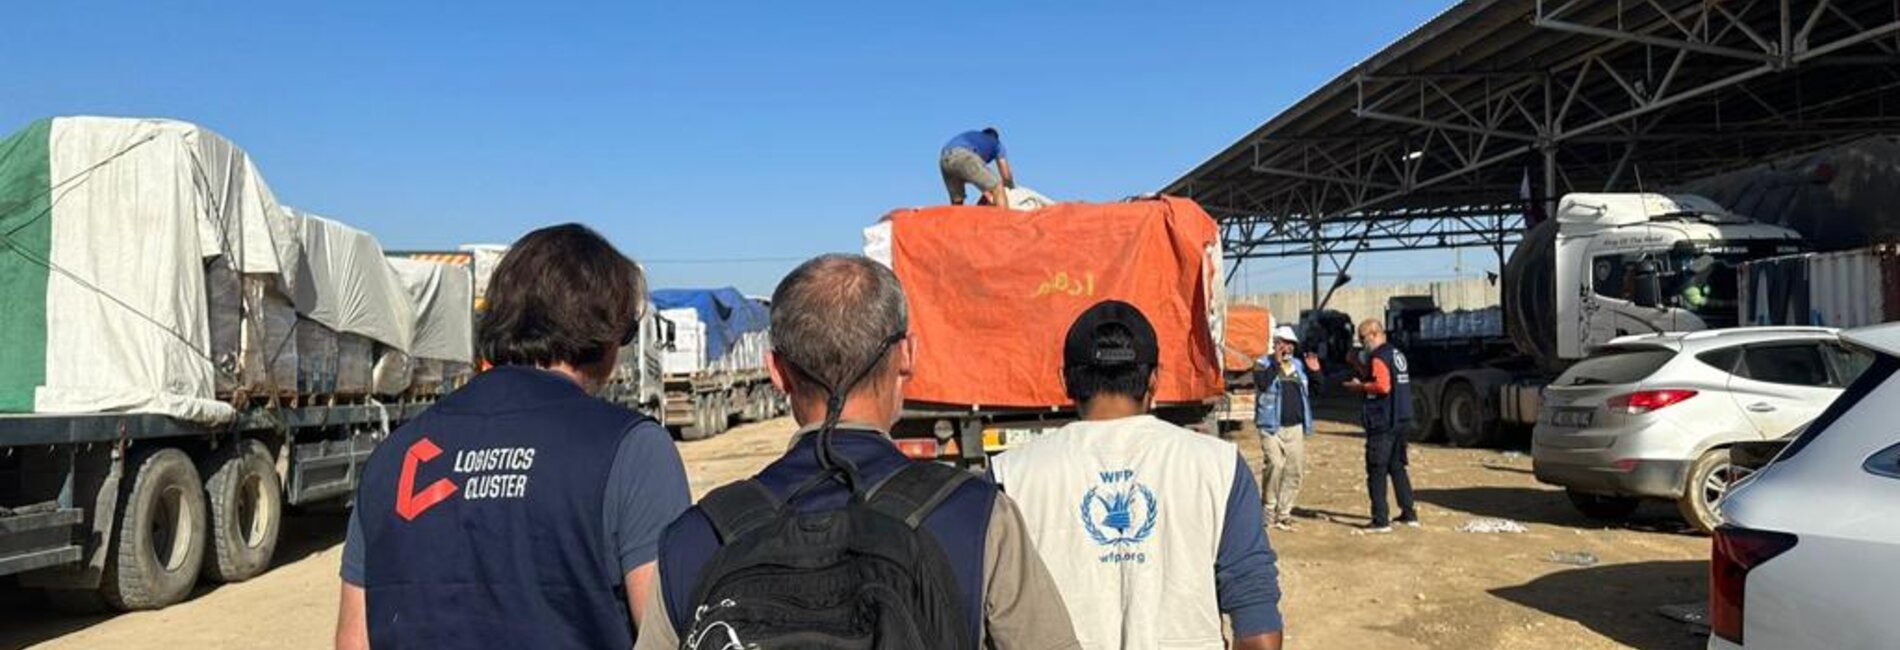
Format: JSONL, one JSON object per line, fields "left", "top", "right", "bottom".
{"left": 1342, "top": 319, "right": 1420, "bottom": 534}
{"left": 635, "top": 254, "right": 1080, "bottom": 650}
{"left": 335, "top": 224, "right": 691, "bottom": 649}
{"left": 991, "top": 301, "right": 1284, "bottom": 650}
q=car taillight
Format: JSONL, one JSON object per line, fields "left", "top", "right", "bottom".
{"left": 1605, "top": 389, "right": 1698, "bottom": 414}
{"left": 1710, "top": 525, "right": 1798, "bottom": 644}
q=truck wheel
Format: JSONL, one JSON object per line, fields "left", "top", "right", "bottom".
{"left": 102, "top": 447, "right": 208, "bottom": 610}
{"left": 202, "top": 440, "right": 283, "bottom": 582}
{"left": 680, "top": 399, "right": 711, "bottom": 441}
{"left": 1441, "top": 381, "right": 1496, "bottom": 448}
{"left": 1678, "top": 448, "right": 1748, "bottom": 534}
{"left": 1408, "top": 390, "right": 1443, "bottom": 443}
{"left": 1566, "top": 489, "right": 1640, "bottom": 521}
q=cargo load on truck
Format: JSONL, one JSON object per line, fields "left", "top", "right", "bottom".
{"left": 864, "top": 196, "right": 1226, "bottom": 461}
{"left": 0, "top": 116, "right": 469, "bottom": 612}
{"left": 289, "top": 209, "right": 418, "bottom": 397}
{"left": 1222, "top": 304, "right": 1273, "bottom": 374}
{"left": 386, "top": 257, "right": 477, "bottom": 394}
{"left": 0, "top": 117, "right": 307, "bottom": 424}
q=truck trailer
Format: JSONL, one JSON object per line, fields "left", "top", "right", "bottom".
{"left": 1392, "top": 193, "right": 1807, "bottom": 447}
{"left": 864, "top": 196, "right": 1228, "bottom": 465}
{"left": 0, "top": 117, "right": 480, "bottom": 611}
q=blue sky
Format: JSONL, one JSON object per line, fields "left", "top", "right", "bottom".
{"left": 2, "top": 1, "right": 1470, "bottom": 296}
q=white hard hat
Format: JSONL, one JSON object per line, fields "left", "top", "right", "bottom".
{"left": 1273, "top": 325, "right": 1299, "bottom": 344}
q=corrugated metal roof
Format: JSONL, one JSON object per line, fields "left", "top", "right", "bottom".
{"left": 1168, "top": 0, "right": 1900, "bottom": 260}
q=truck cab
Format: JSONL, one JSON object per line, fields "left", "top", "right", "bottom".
{"left": 1554, "top": 194, "right": 1806, "bottom": 361}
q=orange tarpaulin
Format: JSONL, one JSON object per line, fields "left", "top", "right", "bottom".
{"left": 1222, "top": 304, "right": 1272, "bottom": 372}
{"left": 883, "top": 197, "right": 1224, "bottom": 409}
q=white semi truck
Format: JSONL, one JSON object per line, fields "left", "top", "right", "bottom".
{"left": 1395, "top": 193, "right": 1808, "bottom": 447}
{"left": 649, "top": 289, "right": 784, "bottom": 440}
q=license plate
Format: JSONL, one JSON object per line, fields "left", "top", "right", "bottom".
{"left": 1551, "top": 409, "right": 1595, "bottom": 428}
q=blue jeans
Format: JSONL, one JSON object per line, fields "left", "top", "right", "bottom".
{"left": 1365, "top": 428, "right": 1417, "bottom": 527}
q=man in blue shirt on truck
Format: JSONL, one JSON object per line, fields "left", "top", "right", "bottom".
{"left": 941, "top": 127, "right": 1016, "bottom": 207}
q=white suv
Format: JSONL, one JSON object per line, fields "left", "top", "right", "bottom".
{"left": 1533, "top": 327, "right": 1870, "bottom": 532}
{"left": 1709, "top": 322, "right": 1900, "bottom": 649}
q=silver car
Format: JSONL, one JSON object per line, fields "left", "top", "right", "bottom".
{"left": 1532, "top": 327, "right": 1870, "bottom": 532}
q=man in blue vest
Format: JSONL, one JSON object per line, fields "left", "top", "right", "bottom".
{"left": 635, "top": 254, "right": 1080, "bottom": 650}
{"left": 941, "top": 127, "right": 1016, "bottom": 207}
{"left": 335, "top": 224, "right": 691, "bottom": 649}
{"left": 1342, "top": 319, "right": 1419, "bottom": 534}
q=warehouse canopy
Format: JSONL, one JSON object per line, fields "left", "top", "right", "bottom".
{"left": 1165, "top": 0, "right": 1900, "bottom": 270}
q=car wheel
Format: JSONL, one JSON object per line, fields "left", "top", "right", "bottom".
{"left": 1442, "top": 381, "right": 1496, "bottom": 448}
{"left": 1566, "top": 489, "right": 1641, "bottom": 521}
{"left": 1679, "top": 448, "right": 1750, "bottom": 534}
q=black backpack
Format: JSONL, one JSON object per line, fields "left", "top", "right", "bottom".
{"left": 679, "top": 461, "right": 976, "bottom": 650}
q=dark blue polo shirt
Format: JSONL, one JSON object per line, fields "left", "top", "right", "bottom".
{"left": 654, "top": 429, "right": 998, "bottom": 641}
{"left": 341, "top": 366, "right": 690, "bottom": 649}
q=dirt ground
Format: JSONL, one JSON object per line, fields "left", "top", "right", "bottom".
{"left": 0, "top": 406, "right": 1712, "bottom": 649}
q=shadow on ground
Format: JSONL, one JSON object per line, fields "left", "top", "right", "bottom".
{"left": 0, "top": 511, "right": 348, "bottom": 649}
{"left": 1492, "top": 560, "right": 1709, "bottom": 650}
{"left": 1414, "top": 486, "right": 1699, "bottom": 534}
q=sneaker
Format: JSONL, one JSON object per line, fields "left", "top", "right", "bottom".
{"left": 1353, "top": 524, "right": 1394, "bottom": 535}
{"left": 1272, "top": 520, "right": 1296, "bottom": 532}
{"left": 1400, "top": 519, "right": 1422, "bottom": 528}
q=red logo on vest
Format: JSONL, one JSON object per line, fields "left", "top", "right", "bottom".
{"left": 396, "top": 437, "right": 458, "bottom": 521}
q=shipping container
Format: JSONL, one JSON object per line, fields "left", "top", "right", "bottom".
{"left": 1739, "top": 244, "right": 1900, "bottom": 329}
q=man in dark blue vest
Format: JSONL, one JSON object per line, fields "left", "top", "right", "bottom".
{"left": 635, "top": 254, "right": 1080, "bottom": 650}
{"left": 335, "top": 224, "right": 691, "bottom": 649}
{"left": 1342, "top": 319, "right": 1419, "bottom": 534}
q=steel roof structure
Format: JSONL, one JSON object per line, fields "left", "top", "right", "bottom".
{"left": 1165, "top": 0, "right": 1900, "bottom": 298}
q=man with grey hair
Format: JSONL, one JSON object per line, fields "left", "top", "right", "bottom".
{"left": 637, "top": 254, "right": 1080, "bottom": 650}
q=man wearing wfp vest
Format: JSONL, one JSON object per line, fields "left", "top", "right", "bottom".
{"left": 1342, "top": 319, "right": 1419, "bottom": 534}
{"left": 335, "top": 225, "right": 692, "bottom": 648}
{"left": 636, "top": 254, "right": 1079, "bottom": 650}
{"left": 991, "top": 300, "right": 1285, "bottom": 650}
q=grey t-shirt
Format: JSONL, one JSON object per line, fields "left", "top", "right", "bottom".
{"left": 340, "top": 419, "right": 690, "bottom": 585}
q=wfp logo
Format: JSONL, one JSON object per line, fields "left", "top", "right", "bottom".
{"left": 1080, "top": 469, "right": 1157, "bottom": 563}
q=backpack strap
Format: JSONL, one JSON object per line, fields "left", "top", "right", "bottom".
{"left": 867, "top": 463, "right": 975, "bottom": 529}
{"left": 698, "top": 479, "right": 782, "bottom": 543}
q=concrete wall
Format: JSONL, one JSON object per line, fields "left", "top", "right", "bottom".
{"left": 1232, "top": 276, "right": 1500, "bottom": 324}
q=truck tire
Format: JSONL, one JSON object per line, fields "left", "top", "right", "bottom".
{"left": 1441, "top": 381, "right": 1497, "bottom": 448}
{"left": 680, "top": 399, "right": 712, "bottom": 441}
{"left": 1408, "top": 389, "right": 1443, "bottom": 443}
{"left": 202, "top": 440, "right": 283, "bottom": 583}
{"left": 1566, "top": 489, "right": 1640, "bottom": 521}
{"left": 1678, "top": 448, "right": 1748, "bottom": 534}
{"left": 102, "top": 447, "right": 208, "bottom": 610}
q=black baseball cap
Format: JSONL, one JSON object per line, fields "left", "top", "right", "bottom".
{"left": 1063, "top": 300, "right": 1160, "bottom": 369}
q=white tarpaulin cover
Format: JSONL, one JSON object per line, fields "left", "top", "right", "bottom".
{"left": 289, "top": 209, "right": 415, "bottom": 353}
{"left": 387, "top": 257, "right": 474, "bottom": 363}
{"left": 0, "top": 117, "right": 304, "bottom": 423}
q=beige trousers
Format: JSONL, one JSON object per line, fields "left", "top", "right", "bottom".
{"left": 1260, "top": 424, "right": 1307, "bottom": 523}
